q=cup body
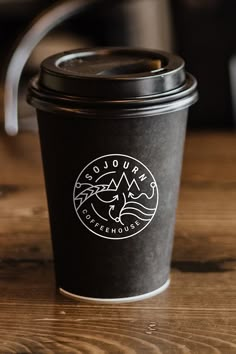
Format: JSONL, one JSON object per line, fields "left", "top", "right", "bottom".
{"left": 28, "top": 47, "right": 197, "bottom": 302}
{"left": 37, "top": 107, "right": 188, "bottom": 301}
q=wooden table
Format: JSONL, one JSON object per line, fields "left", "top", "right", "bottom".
{"left": 0, "top": 131, "right": 236, "bottom": 353}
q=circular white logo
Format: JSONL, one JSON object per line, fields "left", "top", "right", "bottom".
{"left": 73, "top": 154, "right": 159, "bottom": 240}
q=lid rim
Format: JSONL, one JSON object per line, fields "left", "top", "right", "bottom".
{"left": 30, "top": 72, "right": 197, "bottom": 105}
{"left": 27, "top": 91, "right": 198, "bottom": 117}
{"left": 28, "top": 73, "right": 198, "bottom": 117}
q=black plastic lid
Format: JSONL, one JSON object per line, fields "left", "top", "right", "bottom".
{"left": 39, "top": 48, "right": 186, "bottom": 99}
{"left": 28, "top": 47, "right": 198, "bottom": 116}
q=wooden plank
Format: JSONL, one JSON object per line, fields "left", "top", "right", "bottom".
{"left": 0, "top": 262, "right": 235, "bottom": 353}
{"left": 0, "top": 131, "right": 236, "bottom": 353}
{"left": 1, "top": 133, "right": 236, "bottom": 262}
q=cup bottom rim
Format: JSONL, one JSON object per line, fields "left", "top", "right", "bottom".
{"left": 59, "top": 279, "right": 170, "bottom": 304}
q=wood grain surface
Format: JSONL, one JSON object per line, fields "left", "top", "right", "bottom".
{"left": 0, "top": 131, "right": 236, "bottom": 353}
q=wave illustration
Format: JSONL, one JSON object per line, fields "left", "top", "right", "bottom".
{"left": 120, "top": 203, "right": 155, "bottom": 222}
{"left": 126, "top": 201, "right": 156, "bottom": 213}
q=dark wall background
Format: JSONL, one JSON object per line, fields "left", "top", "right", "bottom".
{"left": 0, "top": 1, "right": 54, "bottom": 61}
{"left": 1, "top": 0, "right": 236, "bottom": 129}
{"left": 171, "top": 0, "right": 236, "bottom": 129}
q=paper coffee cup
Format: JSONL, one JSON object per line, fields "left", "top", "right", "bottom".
{"left": 28, "top": 48, "right": 198, "bottom": 303}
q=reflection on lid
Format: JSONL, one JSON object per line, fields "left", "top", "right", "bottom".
{"left": 57, "top": 53, "right": 166, "bottom": 77}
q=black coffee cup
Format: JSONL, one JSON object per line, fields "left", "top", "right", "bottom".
{"left": 28, "top": 47, "right": 198, "bottom": 303}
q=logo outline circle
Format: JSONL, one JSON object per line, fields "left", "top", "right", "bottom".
{"left": 73, "top": 154, "right": 159, "bottom": 240}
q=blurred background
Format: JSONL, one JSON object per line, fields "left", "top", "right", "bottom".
{"left": 1, "top": 0, "right": 236, "bottom": 130}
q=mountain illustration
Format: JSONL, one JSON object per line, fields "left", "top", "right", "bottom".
{"left": 129, "top": 179, "right": 140, "bottom": 194}
{"left": 108, "top": 172, "right": 140, "bottom": 194}
{"left": 108, "top": 180, "right": 117, "bottom": 190}
{"left": 74, "top": 170, "right": 157, "bottom": 226}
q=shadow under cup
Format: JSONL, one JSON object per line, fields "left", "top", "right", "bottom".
{"left": 28, "top": 48, "right": 198, "bottom": 303}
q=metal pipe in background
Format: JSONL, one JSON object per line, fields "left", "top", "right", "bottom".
{"left": 4, "top": 0, "right": 174, "bottom": 135}
{"left": 4, "top": 0, "right": 100, "bottom": 136}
